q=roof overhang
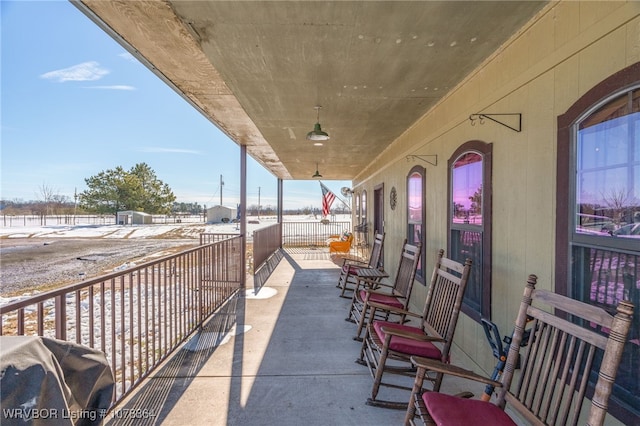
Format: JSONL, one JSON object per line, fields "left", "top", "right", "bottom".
{"left": 75, "top": 0, "right": 548, "bottom": 180}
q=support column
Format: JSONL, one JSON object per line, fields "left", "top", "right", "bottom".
{"left": 277, "top": 178, "right": 283, "bottom": 248}
{"left": 240, "top": 145, "right": 247, "bottom": 288}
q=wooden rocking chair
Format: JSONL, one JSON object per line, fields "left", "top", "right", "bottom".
{"left": 404, "top": 274, "right": 634, "bottom": 426}
{"left": 337, "top": 232, "right": 385, "bottom": 298}
{"left": 357, "top": 250, "right": 472, "bottom": 408}
{"left": 347, "top": 240, "right": 421, "bottom": 341}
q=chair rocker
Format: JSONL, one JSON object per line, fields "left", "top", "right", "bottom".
{"left": 404, "top": 274, "right": 634, "bottom": 426}
{"left": 337, "top": 232, "right": 385, "bottom": 298}
{"left": 357, "top": 250, "right": 472, "bottom": 409}
{"left": 347, "top": 240, "right": 421, "bottom": 341}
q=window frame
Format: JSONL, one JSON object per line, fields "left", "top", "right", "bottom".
{"left": 571, "top": 88, "right": 640, "bottom": 252}
{"left": 407, "top": 165, "right": 426, "bottom": 284}
{"left": 556, "top": 62, "right": 640, "bottom": 424}
{"left": 447, "top": 140, "right": 493, "bottom": 322}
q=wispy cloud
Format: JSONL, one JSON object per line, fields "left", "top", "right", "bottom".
{"left": 139, "top": 147, "right": 202, "bottom": 155}
{"left": 84, "top": 85, "right": 136, "bottom": 91}
{"left": 40, "top": 61, "right": 109, "bottom": 82}
{"left": 118, "top": 52, "right": 138, "bottom": 63}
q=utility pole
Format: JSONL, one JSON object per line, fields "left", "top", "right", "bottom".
{"left": 258, "top": 186, "right": 261, "bottom": 219}
{"left": 220, "top": 174, "right": 224, "bottom": 206}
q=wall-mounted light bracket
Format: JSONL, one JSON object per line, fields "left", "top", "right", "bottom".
{"left": 469, "top": 113, "right": 522, "bottom": 132}
{"left": 406, "top": 155, "right": 438, "bottom": 166}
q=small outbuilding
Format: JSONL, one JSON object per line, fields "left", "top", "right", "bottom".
{"left": 206, "top": 205, "right": 237, "bottom": 223}
{"left": 117, "top": 210, "right": 152, "bottom": 225}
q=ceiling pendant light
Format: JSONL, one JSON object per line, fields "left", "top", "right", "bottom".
{"left": 312, "top": 163, "right": 323, "bottom": 178}
{"left": 306, "top": 106, "right": 330, "bottom": 141}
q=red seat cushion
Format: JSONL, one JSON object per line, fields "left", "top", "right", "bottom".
{"left": 359, "top": 291, "right": 404, "bottom": 309}
{"left": 372, "top": 321, "right": 442, "bottom": 359}
{"left": 343, "top": 265, "right": 361, "bottom": 274}
{"left": 422, "top": 393, "right": 516, "bottom": 426}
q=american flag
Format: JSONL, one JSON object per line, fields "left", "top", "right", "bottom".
{"left": 320, "top": 182, "right": 336, "bottom": 217}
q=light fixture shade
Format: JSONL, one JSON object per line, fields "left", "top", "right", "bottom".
{"left": 306, "top": 122, "right": 330, "bottom": 141}
{"left": 312, "top": 163, "right": 323, "bottom": 178}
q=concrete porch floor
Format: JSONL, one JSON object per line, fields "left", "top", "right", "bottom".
{"left": 105, "top": 248, "right": 489, "bottom": 426}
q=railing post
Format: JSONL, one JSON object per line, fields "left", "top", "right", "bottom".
{"left": 198, "top": 247, "right": 203, "bottom": 328}
{"left": 55, "top": 294, "right": 66, "bottom": 340}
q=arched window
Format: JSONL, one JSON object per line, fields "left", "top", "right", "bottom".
{"left": 448, "top": 141, "right": 492, "bottom": 322}
{"left": 574, "top": 88, "right": 639, "bottom": 244}
{"left": 361, "top": 190, "right": 367, "bottom": 229}
{"left": 355, "top": 192, "right": 361, "bottom": 225}
{"left": 407, "top": 166, "right": 426, "bottom": 283}
{"left": 557, "top": 63, "right": 640, "bottom": 422}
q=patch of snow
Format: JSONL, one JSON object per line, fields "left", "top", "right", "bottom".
{"left": 245, "top": 287, "right": 277, "bottom": 299}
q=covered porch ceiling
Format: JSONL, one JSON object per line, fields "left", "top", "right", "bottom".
{"left": 75, "top": 0, "right": 548, "bottom": 181}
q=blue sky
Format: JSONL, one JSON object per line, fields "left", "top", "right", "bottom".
{"left": 1, "top": 0, "right": 350, "bottom": 210}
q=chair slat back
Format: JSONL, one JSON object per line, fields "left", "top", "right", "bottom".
{"left": 367, "top": 232, "right": 385, "bottom": 269}
{"left": 497, "top": 275, "right": 634, "bottom": 426}
{"left": 421, "top": 250, "right": 472, "bottom": 357}
{"left": 390, "top": 241, "right": 422, "bottom": 308}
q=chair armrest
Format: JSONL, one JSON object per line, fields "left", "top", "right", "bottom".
{"left": 364, "top": 285, "right": 397, "bottom": 295}
{"left": 355, "top": 277, "right": 386, "bottom": 288}
{"left": 343, "top": 258, "right": 368, "bottom": 266}
{"left": 362, "top": 281, "right": 394, "bottom": 291}
{"left": 380, "top": 326, "right": 445, "bottom": 343}
{"left": 366, "top": 301, "right": 421, "bottom": 318}
{"left": 410, "top": 356, "right": 503, "bottom": 388}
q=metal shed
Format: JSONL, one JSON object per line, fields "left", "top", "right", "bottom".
{"left": 116, "top": 210, "right": 152, "bottom": 225}
{"left": 206, "top": 205, "right": 237, "bottom": 223}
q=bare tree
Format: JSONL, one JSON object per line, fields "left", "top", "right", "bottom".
{"left": 37, "top": 182, "right": 58, "bottom": 216}
{"left": 601, "top": 188, "right": 633, "bottom": 224}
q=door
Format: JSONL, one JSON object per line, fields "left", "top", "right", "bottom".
{"left": 373, "top": 184, "right": 384, "bottom": 265}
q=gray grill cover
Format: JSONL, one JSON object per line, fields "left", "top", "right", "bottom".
{"left": 1, "top": 336, "right": 114, "bottom": 425}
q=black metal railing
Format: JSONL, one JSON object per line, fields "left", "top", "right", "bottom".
{"left": 0, "top": 235, "right": 242, "bottom": 403}
{"left": 252, "top": 223, "right": 282, "bottom": 272}
{"left": 282, "top": 221, "right": 350, "bottom": 247}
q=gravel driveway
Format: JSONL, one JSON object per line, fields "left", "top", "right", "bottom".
{"left": 0, "top": 238, "right": 198, "bottom": 296}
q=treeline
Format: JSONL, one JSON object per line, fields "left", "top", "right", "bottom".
{"left": 0, "top": 198, "right": 78, "bottom": 215}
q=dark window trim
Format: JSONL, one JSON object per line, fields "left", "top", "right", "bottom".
{"left": 556, "top": 61, "right": 640, "bottom": 296}
{"left": 555, "top": 61, "right": 640, "bottom": 424}
{"left": 447, "top": 140, "right": 493, "bottom": 322}
{"left": 407, "top": 165, "right": 426, "bottom": 284}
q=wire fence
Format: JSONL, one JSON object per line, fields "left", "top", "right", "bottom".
{"left": 1, "top": 214, "right": 206, "bottom": 227}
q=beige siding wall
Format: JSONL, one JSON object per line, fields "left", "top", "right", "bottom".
{"left": 351, "top": 0, "right": 640, "bottom": 398}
